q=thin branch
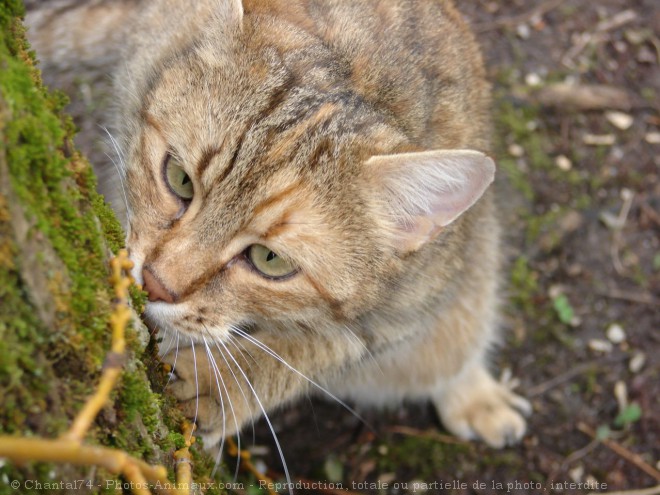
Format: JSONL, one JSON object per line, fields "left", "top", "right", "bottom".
{"left": 578, "top": 423, "right": 660, "bottom": 483}
{"left": 173, "top": 422, "right": 196, "bottom": 495}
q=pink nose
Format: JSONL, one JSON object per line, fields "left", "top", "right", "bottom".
{"left": 142, "top": 268, "right": 176, "bottom": 303}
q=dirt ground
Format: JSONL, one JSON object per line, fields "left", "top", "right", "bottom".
{"left": 244, "top": 1, "right": 660, "bottom": 494}
{"left": 30, "top": 0, "right": 659, "bottom": 493}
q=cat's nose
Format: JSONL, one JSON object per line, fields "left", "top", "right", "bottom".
{"left": 142, "top": 267, "right": 176, "bottom": 303}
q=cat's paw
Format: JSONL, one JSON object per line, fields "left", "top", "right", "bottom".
{"left": 434, "top": 366, "right": 531, "bottom": 449}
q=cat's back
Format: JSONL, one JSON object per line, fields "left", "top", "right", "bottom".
{"left": 242, "top": 0, "right": 491, "bottom": 150}
{"left": 124, "top": 0, "right": 490, "bottom": 152}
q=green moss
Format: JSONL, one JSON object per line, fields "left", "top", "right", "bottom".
{"left": 118, "top": 370, "right": 162, "bottom": 433}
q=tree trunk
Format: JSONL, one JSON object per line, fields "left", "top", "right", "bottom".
{"left": 0, "top": 4, "right": 214, "bottom": 493}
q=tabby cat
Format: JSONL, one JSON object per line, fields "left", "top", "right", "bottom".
{"left": 27, "top": 0, "right": 531, "bottom": 458}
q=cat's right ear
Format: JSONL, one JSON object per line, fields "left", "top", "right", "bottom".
{"left": 365, "top": 149, "right": 495, "bottom": 253}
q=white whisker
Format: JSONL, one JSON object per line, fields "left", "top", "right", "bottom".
{"left": 343, "top": 324, "right": 383, "bottom": 375}
{"left": 99, "top": 125, "right": 130, "bottom": 223}
{"left": 164, "top": 332, "right": 180, "bottom": 390}
{"left": 231, "top": 327, "right": 369, "bottom": 428}
{"left": 190, "top": 337, "right": 199, "bottom": 441}
{"left": 213, "top": 338, "right": 293, "bottom": 495}
{"left": 224, "top": 333, "right": 259, "bottom": 443}
{"left": 201, "top": 336, "right": 229, "bottom": 476}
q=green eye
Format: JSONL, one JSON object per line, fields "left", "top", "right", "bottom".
{"left": 165, "top": 155, "right": 194, "bottom": 200}
{"left": 247, "top": 244, "right": 296, "bottom": 279}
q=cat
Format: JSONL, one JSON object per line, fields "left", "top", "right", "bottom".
{"left": 27, "top": 0, "right": 531, "bottom": 460}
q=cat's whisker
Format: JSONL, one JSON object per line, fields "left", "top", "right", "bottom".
{"left": 221, "top": 332, "right": 259, "bottom": 434}
{"left": 189, "top": 336, "right": 200, "bottom": 441}
{"left": 164, "top": 332, "right": 181, "bottom": 390}
{"left": 226, "top": 332, "right": 259, "bottom": 370}
{"left": 201, "top": 336, "right": 230, "bottom": 476}
{"left": 205, "top": 336, "right": 257, "bottom": 480}
{"left": 224, "top": 332, "right": 260, "bottom": 445}
{"left": 342, "top": 324, "right": 383, "bottom": 374}
{"left": 158, "top": 328, "right": 176, "bottom": 358}
{"left": 99, "top": 125, "right": 130, "bottom": 223}
{"left": 214, "top": 338, "right": 293, "bottom": 495}
{"left": 230, "top": 327, "right": 369, "bottom": 428}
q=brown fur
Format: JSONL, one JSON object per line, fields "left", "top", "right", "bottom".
{"left": 27, "top": 0, "right": 530, "bottom": 451}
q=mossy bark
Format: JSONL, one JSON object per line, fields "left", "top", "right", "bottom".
{"left": 0, "top": 4, "right": 219, "bottom": 493}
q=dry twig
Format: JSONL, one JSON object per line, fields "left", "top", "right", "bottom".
{"left": 578, "top": 422, "right": 660, "bottom": 483}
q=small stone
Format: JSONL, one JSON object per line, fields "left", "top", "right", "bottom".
{"left": 569, "top": 465, "right": 584, "bottom": 483}
{"left": 516, "top": 23, "right": 531, "bottom": 39}
{"left": 629, "top": 352, "right": 646, "bottom": 373}
{"left": 589, "top": 339, "right": 613, "bottom": 353}
{"left": 548, "top": 284, "right": 565, "bottom": 299}
{"left": 525, "top": 72, "right": 542, "bottom": 86}
{"left": 583, "top": 134, "right": 616, "bottom": 146}
{"left": 645, "top": 132, "right": 660, "bottom": 144}
{"left": 605, "top": 111, "right": 634, "bottom": 130}
{"left": 606, "top": 323, "right": 626, "bottom": 343}
{"left": 614, "top": 380, "right": 628, "bottom": 411}
{"left": 555, "top": 154, "right": 572, "bottom": 170}
{"left": 508, "top": 143, "right": 525, "bottom": 157}
{"left": 613, "top": 40, "right": 627, "bottom": 53}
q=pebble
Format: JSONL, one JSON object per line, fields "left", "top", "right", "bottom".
{"left": 629, "top": 352, "right": 646, "bottom": 373}
{"left": 569, "top": 465, "right": 584, "bottom": 483}
{"left": 516, "top": 23, "right": 531, "bottom": 39}
{"left": 526, "top": 72, "right": 542, "bottom": 86}
{"left": 605, "top": 111, "right": 634, "bottom": 130}
{"left": 555, "top": 154, "right": 572, "bottom": 170}
{"left": 589, "top": 339, "right": 613, "bottom": 353}
{"left": 614, "top": 380, "right": 628, "bottom": 411}
{"left": 606, "top": 323, "right": 626, "bottom": 343}
{"left": 508, "top": 143, "right": 525, "bottom": 157}
{"left": 645, "top": 132, "right": 660, "bottom": 144}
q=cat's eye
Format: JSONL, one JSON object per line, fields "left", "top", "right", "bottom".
{"left": 165, "top": 155, "right": 194, "bottom": 200}
{"left": 247, "top": 244, "right": 296, "bottom": 279}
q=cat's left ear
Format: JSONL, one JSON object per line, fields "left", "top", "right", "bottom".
{"left": 365, "top": 149, "right": 495, "bottom": 253}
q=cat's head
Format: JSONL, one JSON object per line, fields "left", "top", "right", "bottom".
{"left": 118, "top": 0, "right": 495, "bottom": 341}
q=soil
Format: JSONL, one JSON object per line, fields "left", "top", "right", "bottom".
{"left": 245, "top": 1, "right": 660, "bottom": 494}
